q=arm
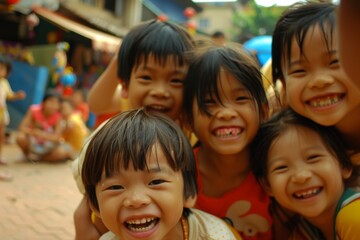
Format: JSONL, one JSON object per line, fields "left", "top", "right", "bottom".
{"left": 87, "top": 52, "right": 124, "bottom": 115}
{"left": 338, "top": 0, "right": 360, "bottom": 88}
{"left": 74, "top": 196, "right": 101, "bottom": 240}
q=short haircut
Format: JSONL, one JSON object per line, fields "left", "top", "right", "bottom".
{"left": 82, "top": 108, "right": 198, "bottom": 211}
{"left": 117, "top": 20, "right": 195, "bottom": 86}
{"left": 183, "top": 43, "right": 268, "bottom": 125}
{"left": 42, "top": 89, "right": 61, "bottom": 103}
{"left": 0, "top": 55, "right": 12, "bottom": 76}
{"left": 212, "top": 31, "right": 225, "bottom": 38}
{"left": 251, "top": 108, "right": 354, "bottom": 184}
{"left": 271, "top": 2, "right": 336, "bottom": 84}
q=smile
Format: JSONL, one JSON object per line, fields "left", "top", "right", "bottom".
{"left": 213, "top": 127, "right": 242, "bottom": 138}
{"left": 146, "top": 105, "right": 169, "bottom": 113}
{"left": 125, "top": 217, "right": 159, "bottom": 232}
{"left": 293, "top": 187, "right": 322, "bottom": 199}
{"left": 307, "top": 94, "right": 344, "bottom": 108}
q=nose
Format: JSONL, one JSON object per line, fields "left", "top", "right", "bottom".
{"left": 291, "top": 169, "right": 312, "bottom": 184}
{"left": 308, "top": 71, "right": 335, "bottom": 89}
{"left": 123, "top": 190, "right": 151, "bottom": 208}
{"left": 215, "top": 105, "right": 237, "bottom": 120}
{"left": 150, "top": 82, "right": 170, "bottom": 98}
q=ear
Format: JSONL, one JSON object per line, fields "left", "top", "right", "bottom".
{"left": 341, "top": 167, "right": 352, "bottom": 180}
{"left": 184, "top": 196, "right": 197, "bottom": 208}
{"left": 259, "top": 178, "right": 273, "bottom": 197}
{"left": 119, "top": 81, "right": 128, "bottom": 99}
{"left": 89, "top": 201, "right": 101, "bottom": 219}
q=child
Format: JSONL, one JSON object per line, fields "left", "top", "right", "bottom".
{"left": 16, "top": 90, "right": 72, "bottom": 162}
{"left": 0, "top": 55, "right": 26, "bottom": 165}
{"left": 73, "top": 19, "right": 196, "bottom": 239}
{"left": 60, "top": 98, "right": 90, "bottom": 157}
{"left": 251, "top": 108, "right": 360, "bottom": 239}
{"left": 183, "top": 43, "right": 272, "bottom": 239}
{"left": 81, "top": 108, "right": 241, "bottom": 239}
{"left": 70, "top": 88, "right": 89, "bottom": 123}
{"left": 271, "top": 1, "right": 360, "bottom": 153}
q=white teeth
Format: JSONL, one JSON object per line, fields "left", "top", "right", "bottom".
{"left": 294, "top": 188, "right": 320, "bottom": 199}
{"left": 148, "top": 105, "right": 166, "bottom": 110}
{"left": 308, "top": 95, "right": 341, "bottom": 107}
{"left": 214, "top": 128, "right": 241, "bottom": 138}
{"left": 126, "top": 217, "right": 155, "bottom": 225}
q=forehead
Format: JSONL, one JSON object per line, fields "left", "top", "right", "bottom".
{"left": 135, "top": 54, "right": 187, "bottom": 71}
{"left": 284, "top": 24, "right": 335, "bottom": 62}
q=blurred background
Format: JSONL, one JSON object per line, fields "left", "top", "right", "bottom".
{"left": 0, "top": 0, "right": 338, "bottom": 130}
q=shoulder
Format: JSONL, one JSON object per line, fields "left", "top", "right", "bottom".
{"left": 99, "top": 231, "right": 119, "bottom": 240}
{"left": 188, "top": 208, "right": 242, "bottom": 239}
{"left": 336, "top": 190, "right": 360, "bottom": 238}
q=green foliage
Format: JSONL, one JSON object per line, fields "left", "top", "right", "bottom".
{"left": 231, "top": 0, "right": 285, "bottom": 43}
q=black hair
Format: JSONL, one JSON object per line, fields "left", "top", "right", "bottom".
{"left": 0, "top": 55, "right": 12, "bottom": 77}
{"left": 117, "top": 20, "right": 194, "bottom": 86}
{"left": 183, "top": 43, "right": 268, "bottom": 125}
{"left": 82, "top": 108, "right": 198, "bottom": 213}
{"left": 212, "top": 31, "right": 225, "bottom": 38}
{"left": 271, "top": 1, "right": 336, "bottom": 83}
{"left": 42, "top": 89, "right": 61, "bottom": 103}
{"left": 251, "top": 108, "right": 354, "bottom": 184}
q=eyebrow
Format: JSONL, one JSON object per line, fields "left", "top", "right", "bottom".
{"left": 147, "top": 165, "right": 174, "bottom": 175}
{"left": 137, "top": 65, "right": 187, "bottom": 75}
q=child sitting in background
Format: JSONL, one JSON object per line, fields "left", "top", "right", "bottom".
{"left": 81, "top": 108, "right": 241, "bottom": 239}
{"left": 16, "top": 90, "right": 72, "bottom": 162}
{"left": 60, "top": 98, "right": 89, "bottom": 158}
{"left": 251, "top": 108, "right": 360, "bottom": 239}
{"left": 70, "top": 88, "right": 89, "bottom": 123}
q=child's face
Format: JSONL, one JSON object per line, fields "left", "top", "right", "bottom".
{"left": 192, "top": 70, "right": 260, "bottom": 155}
{"left": 282, "top": 25, "right": 360, "bottom": 126}
{"left": 60, "top": 101, "right": 73, "bottom": 118}
{"left": 265, "top": 126, "right": 351, "bottom": 221}
{"left": 0, "top": 63, "right": 8, "bottom": 78}
{"left": 43, "top": 97, "right": 60, "bottom": 116}
{"left": 95, "top": 145, "right": 193, "bottom": 239}
{"left": 121, "top": 54, "right": 187, "bottom": 121}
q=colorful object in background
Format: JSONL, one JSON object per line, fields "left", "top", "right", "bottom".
{"left": 52, "top": 42, "right": 69, "bottom": 85}
{"left": 0, "top": 0, "right": 20, "bottom": 12}
{"left": 25, "top": 13, "right": 40, "bottom": 39}
{"left": 51, "top": 42, "right": 76, "bottom": 96}
{"left": 157, "top": 14, "right": 168, "bottom": 22}
{"left": 243, "top": 35, "right": 272, "bottom": 67}
{"left": 183, "top": 7, "right": 197, "bottom": 36}
{"left": 60, "top": 67, "right": 76, "bottom": 96}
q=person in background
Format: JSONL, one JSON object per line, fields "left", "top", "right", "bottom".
{"left": 251, "top": 108, "right": 360, "bottom": 239}
{"left": 70, "top": 88, "right": 89, "bottom": 123}
{"left": 0, "top": 55, "right": 26, "bottom": 180}
{"left": 211, "top": 30, "right": 226, "bottom": 46}
{"left": 82, "top": 108, "right": 241, "bottom": 239}
{"left": 16, "top": 90, "right": 72, "bottom": 162}
{"left": 60, "top": 98, "right": 89, "bottom": 158}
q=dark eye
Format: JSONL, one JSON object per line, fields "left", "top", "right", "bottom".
{"left": 330, "top": 59, "right": 339, "bottom": 66}
{"left": 171, "top": 78, "right": 184, "bottom": 85}
{"left": 149, "top": 179, "right": 166, "bottom": 185}
{"left": 139, "top": 75, "right": 151, "bottom": 81}
{"left": 290, "top": 69, "right": 306, "bottom": 75}
{"left": 271, "top": 165, "right": 288, "bottom": 173}
{"left": 236, "top": 96, "right": 250, "bottom": 102}
{"left": 205, "top": 98, "right": 216, "bottom": 105}
{"left": 106, "top": 185, "right": 124, "bottom": 190}
{"left": 307, "top": 155, "right": 321, "bottom": 162}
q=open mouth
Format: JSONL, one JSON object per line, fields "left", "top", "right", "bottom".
{"left": 124, "top": 217, "right": 159, "bottom": 232}
{"left": 293, "top": 187, "right": 322, "bottom": 199}
{"left": 306, "top": 94, "right": 344, "bottom": 108}
{"left": 145, "top": 105, "right": 170, "bottom": 113}
{"left": 213, "top": 127, "right": 242, "bottom": 138}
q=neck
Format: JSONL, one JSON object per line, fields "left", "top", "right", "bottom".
{"left": 198, "top": 146, "right": 250, "bottom": 177}
{"left": 305, "top": 204, "right": 337, "bottom": 240}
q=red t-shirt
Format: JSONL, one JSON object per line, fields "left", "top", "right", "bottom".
{"left": 193, "top": 147, "right": 273, "bottom": 240}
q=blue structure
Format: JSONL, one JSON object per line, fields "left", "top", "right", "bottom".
{"left": 7, "top": 60, "right": 49, "bottom": 130}
{"left": 243, "top": 35, "right": 272, "bottom": 67}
